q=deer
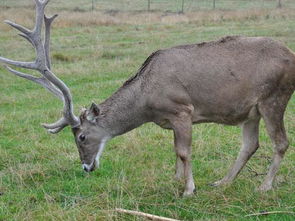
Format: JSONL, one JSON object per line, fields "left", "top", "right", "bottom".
{"left": 0, "top": 0, "right": 294, "bottom": 197}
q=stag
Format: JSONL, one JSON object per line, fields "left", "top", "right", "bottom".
{"left": 0, "top": 0, "right": 294, "bottom": 196}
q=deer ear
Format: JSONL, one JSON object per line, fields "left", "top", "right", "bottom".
{"left": 89, "top": 103, "right": 100, "bottom": 116}
{"left": 87, "top": 103, "right": 100, "bottom": 122}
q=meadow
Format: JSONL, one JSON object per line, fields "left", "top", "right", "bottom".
{"left": 0, "top": 1, "right": 294, "bottom": 220}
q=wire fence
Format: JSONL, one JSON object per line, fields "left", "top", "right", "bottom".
{"left": 1, "top": 0, "right": 295, "bottom": 13}
{"left": 94, "top": 0, "right": 295, "bottom": 13}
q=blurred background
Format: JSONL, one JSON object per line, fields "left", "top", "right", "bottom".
{"left": 1, "top": 0, "right": 295, "bottom": 13}
{"left": 0, "top": 0, "right": 295, "bottom": 13}
{"left": 1, "top": 0, "right": 295, "bottom": 28}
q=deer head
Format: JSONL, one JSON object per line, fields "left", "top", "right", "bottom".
{"left": 73, "top": 104, "right": 111, "bottom": 172}
{"left": 0, "top": 0, "right": 110, "bottom": 172}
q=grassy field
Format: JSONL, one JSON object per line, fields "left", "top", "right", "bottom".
{"left": 0, "top": 2, "right": 295, "bottom": 221}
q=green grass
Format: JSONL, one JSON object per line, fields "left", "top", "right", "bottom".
{"left": 0, "top": 3, "right": 295, "bottom": 221}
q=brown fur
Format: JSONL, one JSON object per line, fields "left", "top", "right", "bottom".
{"left": 75, "top": 36, "right": 295, "bottom": 195}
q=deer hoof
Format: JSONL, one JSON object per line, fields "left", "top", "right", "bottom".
{"left": 210, "top": 178, "right": 232, "bottom": 187}
{"left": 210, "top": 180, "right": 223, "bottom": 187}
{"left": 182, "top": 186, "right": 196, "bottom": 197}
{"left": 257, "top": 183, "right": 273, "bottom": 192}
{"left": 183, "top": 191, "right": 194, "bottom": 197}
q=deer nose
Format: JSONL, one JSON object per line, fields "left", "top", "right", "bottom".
{"left": 82, "top": 164, "right": 91, "bottom": 172}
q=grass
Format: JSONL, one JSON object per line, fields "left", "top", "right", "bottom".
{"left": 0, "top": 2, "right": 295, "bottom": 221}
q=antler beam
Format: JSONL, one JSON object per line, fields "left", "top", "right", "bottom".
{"left": 0, "top": 0, "right": 80, "bottom": 133}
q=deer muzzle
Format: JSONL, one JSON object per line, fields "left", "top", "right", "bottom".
{"left": 82, "top": 162, "right": 96, "bottom": 172}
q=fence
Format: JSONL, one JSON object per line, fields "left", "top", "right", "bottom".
{"left": 138, "top": 0, "right": 293, "bottom": 12}
{"left": 1, "top": 0, "right": 295, "bottom": 13}
{"left": 86, "top": 0, "right": 295, "bottom": 13}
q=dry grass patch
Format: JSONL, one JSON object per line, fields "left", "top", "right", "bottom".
{"left": 1, "top": 8, "right": 295, "bottom": 30}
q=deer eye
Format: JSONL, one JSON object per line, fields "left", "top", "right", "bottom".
{"left": 79, "top": 134, "right": 86, "bottom": 142}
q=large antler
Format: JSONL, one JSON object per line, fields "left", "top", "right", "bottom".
{"left": 0, "top": 0, "right": 80, "bottom": 133}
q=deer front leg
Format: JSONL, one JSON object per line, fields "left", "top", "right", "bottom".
{"left": 171, "top": 112, "right": 195, "bottom": 196}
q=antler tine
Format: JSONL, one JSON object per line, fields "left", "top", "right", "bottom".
{"left": 19, "top": 33, "right": 34, "bottom": 47}
{"left": 47, "top": 126, "right": 67, "bottom": 134}
{"left": 33, "top": 0, "right": 49, "bottom": 35}
{"left": 42, "top": 69, "right": 80, "bottom": 127}
{"left": 42, "top": 117, "right": 67, "bottom": 129}
{"left": 5, "top": 65, "right": 63, "bottom": 100}
{"left": 0, "top": 57, "right": 37, "bottom": 69}
{"left": 4, "top": 20, "right": 31, "bottom": 36}
{"left": 35, "top": 0, "right": 50, "bottom": 7}
{"left": 44, "top": 14, "right": 58, "bottom": 70}
{"left": 42, "top": 117, "right": 68, "bottom": 134}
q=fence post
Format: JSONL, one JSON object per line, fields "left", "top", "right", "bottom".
{"left": 147, "top": 0, "right": 151, "bottom": 11}
{"left": 277, "top": 0, "right": 282, "bottom": 8}
{"left": 213, "top": 0, "right": 216, "bottom": 9}
{"left": 181, "top": 0, "right": 185, "bottom": 13}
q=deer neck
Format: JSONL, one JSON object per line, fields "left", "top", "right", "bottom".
{"left": 97, "top": 81, "right": 149, "bottom": 137}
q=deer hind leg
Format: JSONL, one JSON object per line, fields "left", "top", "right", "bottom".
{"left": 257, "top": 95, "right": 290, "bottom": 191}
{"left": 175, "top": 156, "right": 184, "bottom": 180}
{"left": 212, "top": 116, "right": 260, "bottom": 186}
{"left": 171, "top": 112, "right": 195, "bottom": 196}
